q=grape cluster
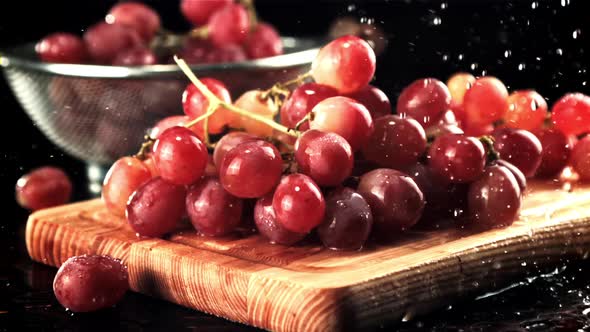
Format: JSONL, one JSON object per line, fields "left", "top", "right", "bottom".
{"left": 35, "top": 0, "right": 283, "bottom": 66}
{"left": 96, "top": 34, "right": 589, "bottom": 252}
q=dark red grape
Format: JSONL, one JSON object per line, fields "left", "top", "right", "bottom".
{"left": 551, "top": 93, "right": 590, "bottom": 136}
{"left": 428, "top": 134, "right": 486, "bottom": 183}
{"left": 280, "top": 83, "right": 338, "bottom": 130}
{"left": 177, "top": 38, "right": 213, "bottom": 64}
{"left": 571, "top": 135, "right": 590, "bottom": 181}
{"left": 212, "top": 132, "right": 258, "bottom": 168}
{"left": 406, "top": 163, "right": 469, "bottom": 223}
{"left": 83, "top": 22, "right": 142, "bottom": 64}
{"left": 205, "top": 44, "right": 247, "bottom": 63}
{"left": 495, "top": 159, "right": 527, "bottom": 192}
{"left": 219, "top": 141, "right": 283, "bottom": 198}
{"left": 244, "top": 22, "right": 283, "bottom": 59}
{"left": 102, "top": 157, "right": 152, "bottom": 217}
{"left": 345, "top": 84, "right": 391, "bottom": 120}
{"left": 126, "top": 177, "right": 186, "bottom": 237}
{"left": 207, "top": 3, "right": 250, "bottom": 47}
{"left": 362, "top": 115, "right": 427, "bottom": 170}
{"left": 467, "top": 164, "right": 521, "bottom": 229}
{"left": 153, "top": 126, "right": 208, "bottom": 185}
{"left": 106, "top": 2, "right": 160, "bottom": 42}
{"left": 357, "top": 169, "right": 424, "bottom": 235}
{"left": 186, "top": 177, "right": 243, "bottom": 236}
{"left": 492, "top": 127, "right": 542, "bottom": 178}
{"left": 397, "top": 78, "right": 451, "bottom": 127}
{"left": 294, "top": 130, "right": 353, "bottom": 187}
{"left": 111, "top": 47, "right": 157, "bottom": 66}
{"left": 254, "top": 194, "right": 307, "bottom": 245}
{"left": 53, "top": 255, "right": 128, "bottom": 312}
{"left": 534, "top": 128, "right": 573, "bottom": 178}
{"left": 150, "top": 115, "right": 204, "bottom": 140}
{"left": 309, "top": 96, "right": 374, "bottom": 151}
{"left": 272, "top": 174, "right": 326, "bottom": 233}
{"left": 317, "top": 187, "right": 373, "bottom": 250}
{"left": 16, "top": 166, "right": 72, "bottom": 211}
{"left": 180, "top": 0, "right": 232, "bottom": 26}
{"left": 36, "top": 33, "right": 88, "bottom": 63}
{"left": 311, "top": 35, "right": 376, "bottom": 94}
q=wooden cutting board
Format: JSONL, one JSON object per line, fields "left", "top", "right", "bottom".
{"left": 25, "top": 180, "right": 590, "bottom": 332}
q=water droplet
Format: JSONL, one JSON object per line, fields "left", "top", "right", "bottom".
{"left": 531, "top": 1, "right": 538, "bottom": 9}
{"left": 442, "top": 54, "right": 449, "bottom": 61}
{"left": 441, "top": 2, "right": 448, "bottom": 9}
{"left": 457, "top": 54, "right": 464, "bottom": 61}
{"left": 470, "top": 63, "right": 478, "bottom": 70}
{"left": 432, "top": 17, "right": 442, "bottom": 26}
{"left": 556, "top": 48, "right": 563, "bottom": 56}
{"left": 504, "top": 50, "right": 512, "bottom": 58}
{"left": 347, "top": 4, "right": 356, "bottom": 12}
{"left": 521, "top": 261, "right": 527, "bottom": 266}
{"left": 518, "top": 63, "right": 526, "bottom": 71}
{"left": 573, "top": 29, "right": 581, "bottom": 39}
{"left": 561, "top": 0, "right": 570, "bottom": 6}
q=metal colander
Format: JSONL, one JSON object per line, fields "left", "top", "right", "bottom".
{"left": 1, "top": 37, "right": 319, "bottom": 167}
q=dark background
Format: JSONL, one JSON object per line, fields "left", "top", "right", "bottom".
{"left": 1, "top": 0, "right": 589, "bottom": 331}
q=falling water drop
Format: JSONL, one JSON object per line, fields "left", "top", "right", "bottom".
{"left": 441, "top": 2, "right": 448, "bottom": 9}
{"left": 573, "top": 29, "right": 581, "bottom": 39}
{"left": 504, "top": 50, "right": 512, "bottom": 58}
{"left": 556, "top": 48, "right": 563, "bottom": 56}
{"left": 432, "top": 17, "right": 442, "bottom": 26}
{"left": 518, "top": 63, "right": 526, "bottom": 71}
{"left": 531, "top": 2, "right": 538, "bottom": 9}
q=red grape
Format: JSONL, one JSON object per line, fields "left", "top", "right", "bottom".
{"left": 406, "top": 163, "right": 468, "bottom": 222}
{"left": 280, "top": 83, "right": 338, "bottom": 130}
{"left": 106, "top": 2, "right": 160, "bottom": 42}
{"left": 571, "top": 135, "right": 590, "bottom": 181}
{"left": 219, "top": 141, "right": 283, "bottom": 198}
{"left": 177, "top": 38, "right": 213, "bottom": 64}
{"left": 495, "top": 159, "right": 527, "bottom": 192}
{"left": 244, "top": 22, "right": 283, "bottom": 59}
{"left": 126, "top": 177, "right": 186, "bottom": 237}
{"left": 150, "top": 115, "right": 204, "bottom": 140}
{"left": 16, "top": 166, "right": 72, "bottom": 211}
{"left": 357, "top": 169, "right": 424, "bottom": 235}
{"left": 463, "top": 76, "right": 509, "bottom": 127}
{"left": 232, "top": 90, "right": 275, "bottom": 137}
{"left": 272, "top": 174, "right": 326, "bottom": 233}
{"left": 53, "top": 255, "right": 128, "bottom": 312}
{"left": 254, "top": 194, "right": 307, "bottom": 245}
{"left": 534, "top": 127, "right": 573, "bottom": 178}
{"left": 463, "top": 122, "right": 494, "bottom": 137}
{"left": 317, "top": 187, "right": 373, "bottom": 250}
{"left": 35, "top": 33, "right": 87, "bottom": 63}
{"left": 362, "top": 115, "right": 427, "bottom": 170}
{"left": 182, "top": 78, "right": 233, "bottom": 134}
{"left": 467, "top": 164, "right": 521, "bottom": 229}
{"left": 503, "top": 90, "right": 548, "bottom": 131}
{"left": 102, "top": 157, "right": 152, "bottom": 217}
{"left": 428, "top": 134, "right": 486, "bottom": 183}
{"left": 205, "top": 44, "right": 247, "bottom": 63}
{"left": 447, "top": 72, "right": 475, "bottom": 105}
{"left": 309, "top": 96, "right": 374, "bottom": 151}
{"left": 111, "top": 47, "right": 157, "bottom": 66}
{"left": 152, "top": 126, "right": 208, "bottom": 185}
{"left": 425, "top": 123, "right": 464, "bottom": 139}
{"left": 345, "top": 84, "right": 391, "bottom": 120}
{"left": 311, "top": 35, "right": 376, "bottom": 94}
{"left": 180, "top": 0, "right": 232, "bottom": 26}
{"left": 397, "top": 78, "right": 451, "bottom": 127}
{"left": 186, "top": 177, "right": 243, "bottom": 236}
{"left": 83, "top": 22, "right": 142, "bottom": 64}
{"left": 551, "top": 93, "right": 590, "bottom": 136}
{"left": 492, "top": 127, "right": 542, "bottom": 178}
{"left": 212, "top": 131, "right": 258, "bottom": 168}
{"left": 294, "top": 130, "right": 353, "bottom": 187}
{"left": 207, "top": 3, "right": 250, "bottom": 47}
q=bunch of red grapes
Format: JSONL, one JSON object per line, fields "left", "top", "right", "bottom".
{"left": 35, "top": 0, "right": 283, "bottom": 66}
{"left": 96, "top": 34, "right": 590, "bottom": 251}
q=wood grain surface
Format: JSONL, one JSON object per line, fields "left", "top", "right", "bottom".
{"left": 25, "top": 181, "right": 590, "bottom": 332}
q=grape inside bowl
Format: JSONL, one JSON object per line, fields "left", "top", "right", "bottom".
{"left": 0, "top": 37, "right": 320, "bottom": 192}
